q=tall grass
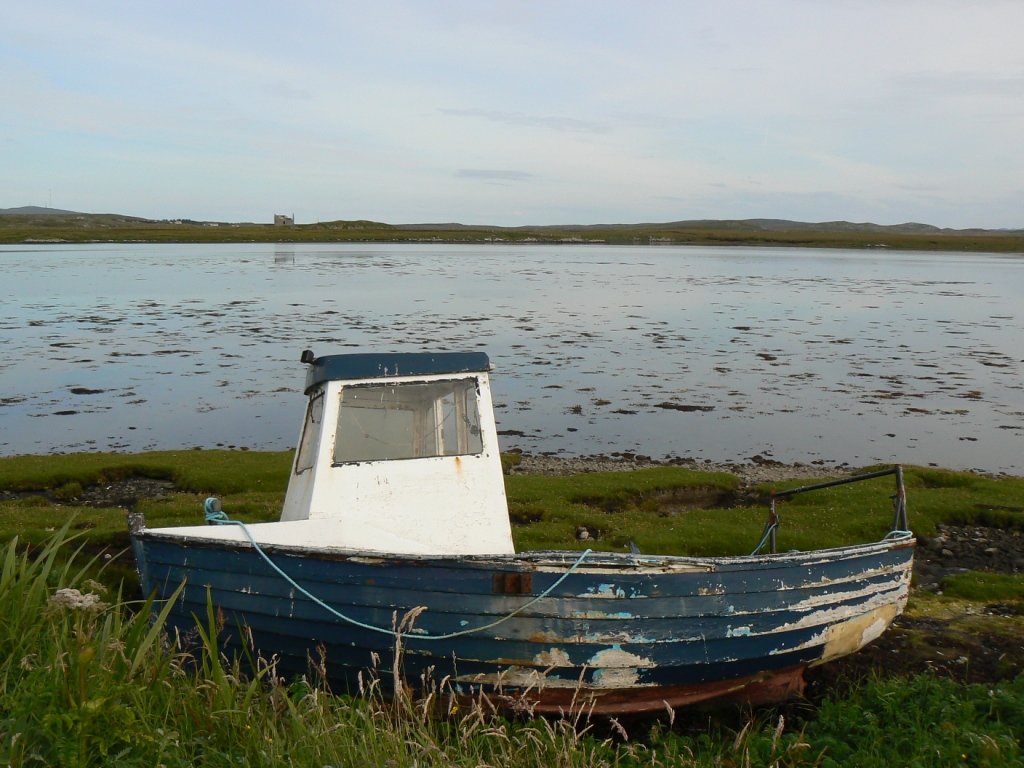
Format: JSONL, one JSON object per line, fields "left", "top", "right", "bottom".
{"left": 1, "top": 529, "right": 1022, "bottom": 767}
{"left": 0, "top": 527, "right": 691, "bottom": 766}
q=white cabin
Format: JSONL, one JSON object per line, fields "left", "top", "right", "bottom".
{"left": 146, "top": 352, "right": 515, "bottom": 557}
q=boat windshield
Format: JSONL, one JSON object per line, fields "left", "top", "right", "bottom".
{"left": 334, "top": 378, "right": 483, "bottom": 463}
{"left": 293, "top": 389, "right": 324, "bottom": 474}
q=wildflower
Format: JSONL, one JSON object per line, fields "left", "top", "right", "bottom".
{"left": 46, "top": 588, "right": 109, "bottom": 613}
{"left": 82, "top": 579, "right": 108, "bottom": 594}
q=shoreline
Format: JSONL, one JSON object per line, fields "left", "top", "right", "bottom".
{"left": 509, "top": 452, "right": 1021, "bottom": 484}
{"left": 511, "top": 453, "right": 859, "bottom": 485}
{"left": 4, "top": 215, "right": 1024, "bottom": 252}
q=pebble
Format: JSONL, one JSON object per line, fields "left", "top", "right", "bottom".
{"left": 510, "top": 455, "right": 856, "bottom": 486}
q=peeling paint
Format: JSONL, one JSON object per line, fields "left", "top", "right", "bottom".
{"left": 566, "top": 610, "right": 635, "bottom": 620}
{"left": 588, "top": 647, "right": 656, "bottom": 688}
{"left": 580, "top": 583, "right": 627, "bottom": 598}
{"left": 727, "top": 563, "right": 912, "bottom": 616}
{"left": 588, "top": 646, "right": 653, "bottom": 668}
{"left": 527, "top": 631, "right": 565, "bottom": 644}
{"left": 764, "top": 591, "right": 907, "bottom": 656}
{"left": 813, "top": 602, "right": 902, "bottom": 665}
{"left": 533, "top": 647, "right": 571, "bottom": 667}
{"left": 698, "top": 586, "right": 726, "bottom": 596}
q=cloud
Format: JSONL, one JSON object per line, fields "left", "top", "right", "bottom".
{"left": 440, "top": 108, "right": 610, "bottom": 134}
{"left": 457, "top": 169, "right": 534, "bottom": 181}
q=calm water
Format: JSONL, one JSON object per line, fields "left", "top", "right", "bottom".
{"left": 1, "top": 243, "right": 1022, "bottom": 474}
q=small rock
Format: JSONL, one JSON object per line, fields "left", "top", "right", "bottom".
{"left": 941, "top": 549, "right": 954, "bottom": 558}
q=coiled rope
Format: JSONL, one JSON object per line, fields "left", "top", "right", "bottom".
{"left": 204, "top": 498, "right": 591, "bottom": 640}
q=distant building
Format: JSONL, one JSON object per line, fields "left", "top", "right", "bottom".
{"left": 274, "top": 214, "right": 295, "bottom": 226}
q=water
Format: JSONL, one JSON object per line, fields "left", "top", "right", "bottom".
{"left": 1, "top": 243, "right": 1022, "bottom": 474}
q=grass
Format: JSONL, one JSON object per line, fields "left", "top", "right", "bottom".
{"left": 940, "top": 572, "right": 1024, "bottom": 603}
{"left": 0, "top": 450, "right": 294, "bottom": 496}
{"left": 505, "top": 464, "right": 1024, "bottom": 558}
{"left": 0, "top": 451, "right": 292, "bottom": 549}
{"left": 4, "top": 213, "right": 1024, "bottom": 251}
{"left": 2, "top": 451, "right": 1023, "bottom": 561}
{"left": 1, "top": 528, "right": 1022, "bottom": 767}
{"left": 504, "top": 466, "right": 741, "bottom": 553}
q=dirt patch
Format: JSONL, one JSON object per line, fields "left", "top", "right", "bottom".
{"left": 572, "top": 485, "right": 754, "bottom": 517}
{"left": 0, "top": 476, "right": 174, "bottom": 511}
{"left": 806, "top": 611, "right": 1024, "bottom": 701}
{"left": 649, "top": 486, "right": 745, "bottom": 514}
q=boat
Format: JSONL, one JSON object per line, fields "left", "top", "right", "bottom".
{"left": 129, "top": 351, "right": 915, "bottom": 715}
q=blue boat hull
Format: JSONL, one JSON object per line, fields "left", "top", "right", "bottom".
{"left": 132, "top": 531, "right": 914, "bottom": 714}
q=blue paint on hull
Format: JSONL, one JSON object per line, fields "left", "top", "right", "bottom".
{"left": 133, "top": 531, "right": 914, "bottom": 712}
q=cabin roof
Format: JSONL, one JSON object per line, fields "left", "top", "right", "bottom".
{"left": 305, "top": 351, "right": 491, "bottom": 392}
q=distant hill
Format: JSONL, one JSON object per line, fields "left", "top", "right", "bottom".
{"left": 0, "top": 206, "right": 84, "bottom": 216}
{"left": 2, "top": 211, "right": 1022, "bottom": 250}
{"left": 396, "top": 218, "right": 1024, "bottom": 237}
{"left": 2, "top": 208, "right": 1020, "bottom": 235}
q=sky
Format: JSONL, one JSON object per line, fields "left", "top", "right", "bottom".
{"left": 2, "top": 1, "right": 1023, "bottom": 228}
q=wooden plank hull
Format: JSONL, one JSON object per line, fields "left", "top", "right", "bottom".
{"left": 132, "top": 532, "right": 914, "bottom": 715}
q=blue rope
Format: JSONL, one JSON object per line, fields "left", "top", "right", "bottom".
{"left": 750, "top": 523, "right": 778, "bottom": 556}
{"left": 883, "top": 529, "right": 913, "bottom": 539}
{"left": 202, "top": 498, "right": 592, "bottom": 640}
{"left": 204, "top": 497, "right": 228, "bottom": 523}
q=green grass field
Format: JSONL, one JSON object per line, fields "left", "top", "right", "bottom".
{"left": 3, "top": 450, "right": 1022, "bottom": 558}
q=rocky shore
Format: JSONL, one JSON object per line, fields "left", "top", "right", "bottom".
{"left": 509, "top": 453, "right": 857, "bottom": 486}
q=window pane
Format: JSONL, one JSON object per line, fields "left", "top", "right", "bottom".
{"left": 334, "top": 379, "right": 483, "bottom": 463}
{"left": 294, "top": 390, "right": 324, "bottom": 473}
